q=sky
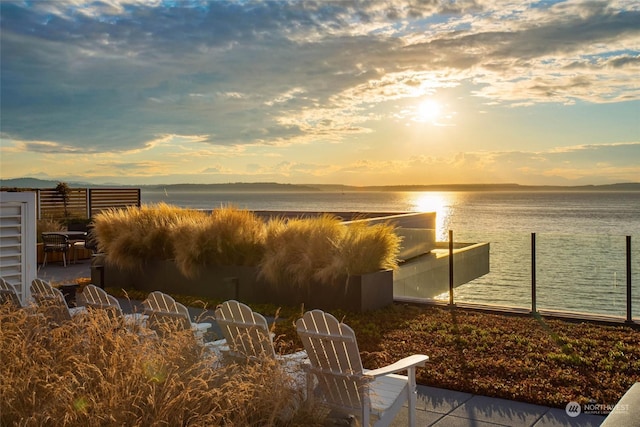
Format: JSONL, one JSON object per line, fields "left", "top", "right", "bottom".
{"left": 1, "top": 0, "right": 639, "bottom": 187}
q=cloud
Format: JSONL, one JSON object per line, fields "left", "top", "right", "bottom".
{"left": 0, "top": 0, "right": 638, "bottom": 186}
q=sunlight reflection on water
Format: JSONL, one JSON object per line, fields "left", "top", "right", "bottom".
{"left": 406, "top": 192, "right": 454, "bottom": 241}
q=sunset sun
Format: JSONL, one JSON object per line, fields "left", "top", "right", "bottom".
{"left": 417, "top": 99, "right": 441, "bottom": 123}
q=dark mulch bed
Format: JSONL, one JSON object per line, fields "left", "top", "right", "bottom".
{"left": 271, "top": 303, "right": 640, "bottom": 409}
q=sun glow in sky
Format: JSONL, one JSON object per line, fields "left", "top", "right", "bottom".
{"left": 417, "top": 100, "right": 442, "bottom": 124}
{"left": 0, "top": 0, "right": 638, "bottom": 186}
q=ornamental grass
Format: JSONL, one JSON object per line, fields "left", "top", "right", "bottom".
{"left": 92, "top": 203, "right": 207, "bottom": 270}
{"left": 93, "top": 204, "right": 402, "bottom": 284}
{"left": 0, "top": 303, "right": 322, "bottom": 426}
{"left": 173, "top": 206, "right": 266, "bottom": 277}
{"left": 332, "top": 221, "right": 401, "bottom": 277}
{"left": 260, "top": 215, "right": 401, "bottom": 287}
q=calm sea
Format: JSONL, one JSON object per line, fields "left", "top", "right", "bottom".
{"left": 141, "top": 189, "right": 640, "bottom": 318}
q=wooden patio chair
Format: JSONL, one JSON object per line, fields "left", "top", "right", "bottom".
{"left": 0, "top": 277, "right": 23, "bottom": 309}
{"left": 30, "top": 279, "right": 85, "bottom": 323}
{"left": 296, "top": 309, "right": 429, "bottom": 427}
{"left": 142, "top": 291, "right": 211, "bottom": 338}
{"left": 214, "top": 299, "right": 307, "bottom": 363}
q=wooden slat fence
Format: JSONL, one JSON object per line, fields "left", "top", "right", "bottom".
{"left": 37, "top": 188, "right": 140, "bottom": 220}
{"left": 88, "top": 188, "right": 141, "bottom": 218}
{"left": 38, "top": 188, "right": 88, "bottom": 219}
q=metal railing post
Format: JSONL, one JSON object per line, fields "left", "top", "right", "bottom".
{"left": 627, "top": 236, "right": 632, "bottom": 323}
{"left": 531, "top": 232, "right": 537, "bottom": 314}
{"left": 449, "top": 229, "right": 454, "bottom": 306}
{"left": 88, "top": 188, "right": 93, "bottom": 219}
{"left": 85, "top": 188, "right": 90, "bottom": 219}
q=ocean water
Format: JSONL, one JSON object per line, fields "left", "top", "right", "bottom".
{"left": 142, "top": 189, "right": 640, "bottom": 318}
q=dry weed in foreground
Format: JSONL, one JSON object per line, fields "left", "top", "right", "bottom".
{"left": 0, "top": 304, "right": 324, "bottom": 426}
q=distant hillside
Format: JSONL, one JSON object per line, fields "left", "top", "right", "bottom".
{"left": 2, "top": 177, "right": 638, "bottom": 192}
{"left": 0, "top": 178, "right": 77, "bottom": 188}
{"left": 307, "top": 183, "right": 640, "bottom": 192}
{"left": 145, "top": 182, "right": 321, "bottom": 192}
{"left": 0, "top": 177, "right": 109, "bottom": 189}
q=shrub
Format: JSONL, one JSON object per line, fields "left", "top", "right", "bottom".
{"left": 260, "top": 215, "right": 401, "bottom": 288}
{"left": 173, "top": 206, "right": 266, "bottom": 277}
{"left": 0, "top": 304, "right": 322, "bottom": 426}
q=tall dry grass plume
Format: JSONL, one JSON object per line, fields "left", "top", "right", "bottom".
{"left": 92, "top": 203, "right": 207, "bottom": 270}
{"left": 0, "top": 303, "right": 324, "bottom": 426}
{"left": 339, "top": 221, "right": 401, "bottom": 276}
{"left": 173, "top": 206, "right": 266, "bottom": 277}
{"left": 92, "top": 204, "right": 400, "bottom": 290}
{"left": 260, "top": 215, "right": 400, "bottom": 287}
{"left": 260, "top": 215, "right": 343, "bottom": 288}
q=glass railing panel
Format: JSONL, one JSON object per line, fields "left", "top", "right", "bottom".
{"left": 536, "top": 233, "right": 639, "bottom": 319}
{"left": 392, "top": 227, "right": 444, "bottom": 300}
{"left": 414, "top": 230, "right": 639, "bottom": 320}
{"left": 446, "top": 230, "right": 531, "bottom": 309}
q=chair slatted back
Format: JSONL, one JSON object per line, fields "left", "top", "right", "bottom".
{"left": 147, "top": 308, "right": 192, "bottom": 335}
{"left": 0, "top": 278, "right": 22, "bottom": 308}
{"left": 31, "top": 278, "right": 58, "bottom": 298}
{"left": 42, "top": 233, "right": 71, "bottom": 251}
{"left": 296, "top": 310, "right": 367, "bottom": 413}
{"left": 215, "top": 300, "right": 276, "bottom": 360}
{"left": 82, "top": 284, "right": 124, "bottom": 318}
{"left": 30, "top": 279, "right": 72, "bottom": 323}
{"left": 143, "top": 292, "right": 194, "bottom": 336}
{"left": 143, "top": 291, "right": 180, "bottom": 313}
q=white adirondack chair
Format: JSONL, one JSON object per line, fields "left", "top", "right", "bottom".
{"left": 80, "top": 284, "right": 146, "bottom": 324}
{"left": 296, "top": 309, "right": 429, "bottom": 427}
{"left": 30, "top": 278, "right": 85, "bottom": 323}
{"left": 0, "top": 277, "right": 23, "bottom": 308}
{"left": 214, "top": 299, "right": 307, "bottom": 363}
{"left": 142, "top": 291, "right": 211, "bottom": 338}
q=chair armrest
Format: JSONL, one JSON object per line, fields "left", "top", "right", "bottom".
{"left": 191, "top": 322, "right": 212, "bottom": 332}
{"left": 278, "top": 350, "right": 308, "bottom": 362}
{"left": 69, "top": 306, "right": 87, "bottom": 316}
{"left": 205, "top": 339, "right": 228, "bottom": 351}
{"left": 364, "top": 354, "right": 429, "bottom": 378}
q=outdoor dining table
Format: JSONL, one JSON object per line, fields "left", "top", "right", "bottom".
{"left": 42, "top": 231, "right": 88, "bottom": 240}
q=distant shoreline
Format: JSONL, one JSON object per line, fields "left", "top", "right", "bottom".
{"left": 2, "top": 178, "right": 639, "bottom": 192}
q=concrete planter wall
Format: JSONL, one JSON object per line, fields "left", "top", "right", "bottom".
{"left": 95, "top": 257, "right": 393, "bottom": 312}
{"left": 259, "top": 269, "right": 394, "bottom": 312}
